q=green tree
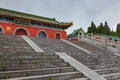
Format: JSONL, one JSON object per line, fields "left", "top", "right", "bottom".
{"left": 103, "top": 21, "right": 111, "bottom": 35}
{"left": 111, "top": 31, "right": 117, "bottom": 36}
{"left": 87, "top": 21, "right": 97, "bottom": 34}
{"left": 97, "top": 23, "right": 104, "bottom": 34}
{"left": 116, "top": 23, "right": 120, "bottom": 36}
{"left": 87, "top": 26, "right": 92, "bottom": 33}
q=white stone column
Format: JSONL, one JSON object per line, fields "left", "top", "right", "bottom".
{"left": 78, "top": 32, "right": 80, "bottom": 41}
{"left": 117, "top": 41, "right": 120, "bottom": 54}
{"left": 81, "top": 32, "right": 84, "bottom": 41}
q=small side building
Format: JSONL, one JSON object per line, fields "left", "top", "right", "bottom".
{"left": 68, "top": 28, "right": 85, "bottom": 41}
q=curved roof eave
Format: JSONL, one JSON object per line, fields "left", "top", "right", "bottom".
{"left": 0, "top": 8, "right": 73, "bottom": 28}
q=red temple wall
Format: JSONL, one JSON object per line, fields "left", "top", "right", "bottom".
{"left": 0, "top": 22, "right": 67, "bottom": 39}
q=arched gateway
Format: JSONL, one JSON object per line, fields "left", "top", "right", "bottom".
{"left": 0, "top": 27, "right": 3, "bottom": 34}
{"left": 56, "top": 33, "right": 61, "bottom": 39}
{"left": 38, "top": 31, "right": 47, "bottom": 38}
{"left": 15, "top": 29, "right": 28, "bottom": 35}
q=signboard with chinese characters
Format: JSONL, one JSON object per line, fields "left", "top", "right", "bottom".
{"left": 14, "top": 19, "right": 30, "bottom": 26}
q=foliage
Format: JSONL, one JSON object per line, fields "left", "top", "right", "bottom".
{"left": 49, "top": 77, "right": 55, "bottom": 80}
{"left": 103, "top": 21, "right": 111, "bottom": 35}
{"left": 116, "top": 23, "right": 120, "bottom": 36}
{"left": 18, "top": 58, "right": 23, "bottom": 64}
{"left": 97, "top": 23, "right": 104, "bottom": 34}
{"left": 111, "top": 31, "right": 117, "bottom": 36}
{"left": 0, "top": 64, "right": 8, "bottom": 71}
{"left": 87, "top": 21, "right": 112, "bottom": 35}
{"left": 87, "top": 21, "right": 97, "bottom": 34}
{"left": 4, "top": 74, "right": 10, "bottom": 79}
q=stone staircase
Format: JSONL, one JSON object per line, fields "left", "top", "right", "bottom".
{"left": 1, "top": 35, "right": 120, "bottom": 80}
{"left": 0, "top": 53, "right": 82, "bottom": 80}
{"left": 69, "top": 41, "right": 120, "bottom": 80}
{"left": 30, "top": 37, "right": 120, "bottom": 80}
{"left": 0, "top": 35, "right": 35, "bottom": 53}
{"left": 0, "top": 35, "right": 84, "bottom": 80}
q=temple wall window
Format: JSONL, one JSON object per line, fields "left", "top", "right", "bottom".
{"left": 0, "top": 15, "right": 14, "bottom": 23}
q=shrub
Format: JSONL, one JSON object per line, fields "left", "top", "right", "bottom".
{"left": 0, "top": 64, "right": 8, "bottom": 71}
{"left": 49, "top": 77, "right": 55, "bottom": 80}
{"left": 4, "top": 74, "right": 10, "bottom": 79}
{"left": 18, "top": 58, "right": 23, "bottom": 64}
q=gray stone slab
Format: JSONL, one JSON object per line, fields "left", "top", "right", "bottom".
{"left": 114, "top": 53, "right": 120, "bottom": 57}
{"left": 70, "top": 78, "right": 89, "bottom": 80}
{"left": 7, "top": 71, "right": 79, "bottom": 80}
{"left": 102, "top": 72, "right": 120, "bottom": 80}
{"left": 62, "top": 39, "right": 92, "bottom": 54}
{"left": 55, "top": 52, "right": 106, "bottom": 80}
{"left": 21, "top": 36, "right": 44, "bottom": 52}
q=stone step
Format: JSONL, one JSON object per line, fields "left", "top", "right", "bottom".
{"left": 71, "top": 55, "right": 99, "bottom": 59}
{"left": 72, "top": 56, "right": 120, "bottom": 64}
{"left": 0, "top": 58, "right": 63, "bottom": 65}
{"left": 94, "top": 68, "right": 120, "bottom": 75}
{"left": 71, "top": 55, "right": 120, "bottom": 61}
{"left": 0, "top": 62, "right": 69, "bottom": 71}
{"left": 102, "top": 72, "right": 120, "bottom": 80}
{"left": 0, "top": 67, "right": 75, "bottom": 79}
{"left": 70, "top": 78, "right": 89, "bottom": 80}
{"left": 1, "top": 53, "right": 58, "bottom": 59}
{"left": 8, "top": 71, "right": 81, "bottom": 80}
{"left": 88, "top": 64, "right": 120, "bottom": 70}
{"left": 81, "top": 60, "right": 120, "bottom": 66}
{"left": 1, "top": 48, "right": 34, "bottom": 53}
{"left": 0, "top": 55, "right": 59, "bottom": 60}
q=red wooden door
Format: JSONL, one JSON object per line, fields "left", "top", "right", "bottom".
{"left": 56, "top": 33, "right": 61, "bottom": 39}
{"left": 15, "top": 29, "right": 27, "bottom": 35}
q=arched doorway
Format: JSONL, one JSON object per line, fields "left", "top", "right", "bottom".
{"left": 38, "top": 31, "right": 47, "bottom": 38}
{"left": 15, "top": 29, "right": 28, "bottom": 35}
{"left": 56, "top": 33, "right": 61, "bottom": 39}
{"left": 0, "top": 27, "right": 3, "bottom": 34}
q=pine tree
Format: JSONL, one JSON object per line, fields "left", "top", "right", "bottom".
{"left": 103, "top": 21, "right": 111, "bottom": 35}
{"left": 87, "top": 21, "right": 97, "bottom": 34}
{"left": 97, "top": 23, "right": 104, "bottom": 34}
{"left": 116, "top": 23, "right": 120, "bottom": 36}
{"left": 91, "top": 21, "right": 97, "bottom": 34}
{"left": 87, "top": 26, "right": 92, "bottom": 33}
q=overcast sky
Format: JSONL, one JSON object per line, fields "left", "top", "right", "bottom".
{"left": 0, "top": 0, "right": 120, "bottom": 34}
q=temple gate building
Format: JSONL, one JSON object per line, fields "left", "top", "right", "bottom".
{"left": 0, "top": 8, "right": 72, "bottom": 39}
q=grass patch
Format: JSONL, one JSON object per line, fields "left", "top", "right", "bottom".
{"left": 49, "top": 77, "right": 55, "bottom": 80}
{"left": 4, "top": 74, "right": 10, "bottom": 79}
{"left": 18, "top": 58, "right": 23, "bottom": 64}
{"left": 0, "top": 64, "right": 8, "bottom": 71}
